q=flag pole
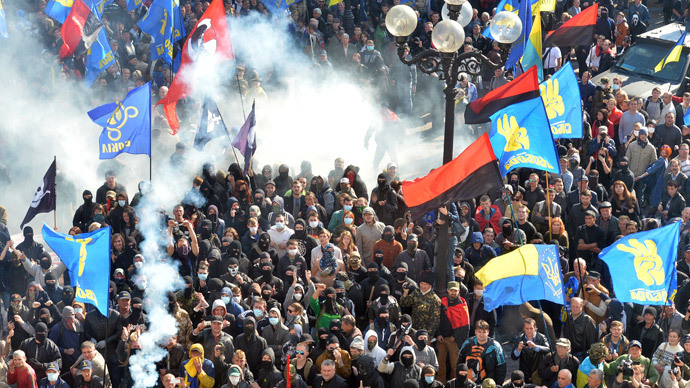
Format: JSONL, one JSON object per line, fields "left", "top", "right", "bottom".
{"left": 216, "top": 105, "right": 241, "bottom": 165}
{"left": 149, "top": 85, "right": 153, "bottom": 183}
{"left": 545, "top": 173, "right": 552, "bottom": 237}
{"left": 236, "top": 75, "right": 246, "bottom": 120}
{"left": 54, "top": 156, "right": 57, "bottom": 231}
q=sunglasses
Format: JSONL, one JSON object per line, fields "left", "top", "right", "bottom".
{"left": 296, "top": 351, "right": 305, "bottom": 355}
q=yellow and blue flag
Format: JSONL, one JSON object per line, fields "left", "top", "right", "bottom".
{"left": 599, "top": 222, "right": 680, "bottom": 305}
{"left": 0, "top": 0, "right": 9, "bottom": 39}
{"left": 126, "top": 0, "right": 143, "bottom": 11}
{"left": 265, "top": 0, "right": 304, "bottom": 12}
{"left": 88, "top": 82, "right": 151, "bottom": 159}
{"left": 521, "top": 10, "right": 543, "bottom": 81}
{"left": 488, "top": 96, "right": 560, "bottom": 177}
{"left": 655, "top": 31, "right": 686, "bottom": 73}
{"left": 138, "top": 0, "right": 175, "bottom": 64}
{"left": 42, "top": 224, "right": 111, "bottom": 315}
{"left": 504, "top": 0, "right": 531, "bottom": 70}
{"left": 45, "top": 0, "right": 74, "bottom": 23}
{"left": 476, "top": 244, "right": 565, "bottom": 311}
{"left": 539, "top": 62, "right": 583, "bottom": 139}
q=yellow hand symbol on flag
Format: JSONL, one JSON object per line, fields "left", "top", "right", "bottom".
{"left": 496, "top": 114, "right": 529, "bottom": 152}
{"left": 616, "top": 239, "right": 665, "bottom": 286}
{"left": 540, "top": 78, "right": 565, "bottom": 120}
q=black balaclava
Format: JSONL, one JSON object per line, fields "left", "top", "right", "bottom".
{"left": 130, "top": 297, "right": 143, "bottom": 321}
{"left": 62, "top": 286, "right": 74, "bottom": 306}
{"left": 502, "top": 221, "right": 513, "bottom": 236}
{"left": 200, "top": 219, "right": 213, "bottom": 240}
{"left": 35, "top": 322, "right": 48, "bottom": 344}
{"left": 167, "top": 291, "right": 178, "bottom": 314}
{"left": 23, "top": 226, "right": 34, "bottom": 245}
{"left": 258, "top": 233, "right": 271, "bottom": 252}
{"left": 83, "top": 190, "right": 93, "bottom": 205}
{"left": 415, "top": 330, "right": 428, "bottom": 350}
{"left": 400, "top": 349, "right": 414, "bottom": 367}
{"left": 229, "top": 240, "right": 242, "bottom": 259}
{"left": 382, "top": 226, "right": 394, "bottom": 242}
{"left": 40, "top": 252, "right": 52, "bottom": 270}
{"left": 367, "top": 263, "right": 379, "bottom": 282}
{"left": 373, "top": 249, "right": 385, "bottom": 266}
{"left": 456, "top": 363, "right": 469, "bottom": 384}
{"left": 183, "top": 276, "right": 194, "bottom": 298}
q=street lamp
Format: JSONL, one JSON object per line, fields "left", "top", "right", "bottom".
{"left": 386, "top": 5, "right": 521, "bottom": 293}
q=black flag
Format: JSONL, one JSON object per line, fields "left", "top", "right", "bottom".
{"left": 20, "top": 159, "right": 56, "bottom": 229}
{"left": 194, "top": 97, "right": 229, "bottom": 151}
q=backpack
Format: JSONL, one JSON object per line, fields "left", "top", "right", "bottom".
{"left": 465, "top": 342, "right": 487, "bottom": 382}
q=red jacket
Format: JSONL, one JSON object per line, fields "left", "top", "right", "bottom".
{"left": 474, "top": 205, "right": 503, "bottom": 233}
{"left": 8, "top": 365, "right": 38, "bottom": 388}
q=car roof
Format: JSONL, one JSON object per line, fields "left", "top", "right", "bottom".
{"left": 638, "top": 24, "right": 690, "bottom": 45}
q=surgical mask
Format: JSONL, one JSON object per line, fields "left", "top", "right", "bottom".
{"left": 253, "top": 308, "right": 264, "bottom": 318}
{"left": 134, "top": 261, "right": 143, "bottom": 269}
{"left": 47, "top": 372, "right": 59, "bottom": 382}
{"left": 230, "top": 376, "right": 241, "bottom": 385}
{"left": 269, "top": 317, "right": 280, "bottom": 325}
{"left": 118, "top": 200, "right": 125, "bottom": 207}
{"left": 475, "top": 289, "right": 484, "bottom": 297}
{"left": 309, "top": 221, "right": 319, "bottom": 228}
{"left": 366, "top": 45, "right": 374, "bottom": 51}
{"left": 275, "top": 222, "right": 285, "bottom": 230}
{"left": 294, "top": 293, "right": 303, "bottom": 301}
{"left": 229, "top": 267, "right": 238, "bottom": 276}
{"left": 74, "top": 307, "right": 83, "bottom": 314}
{"left": 425, "top": 376, "right": 435, "bottom": 384}
{"left": 288, "top": 249, "right": 298, "bottom": 256}
{"left": 198, "top": 273, "right": 208, "bottom": 281}
{"left": 250, "top": 227, "right": 258, "bottom": 234}
{"left": 612, "top": 84, "right": 620, "bottom": 90}
{"left": 634, "top": 130, "right": 639, "bottom": 137}
{"left": 344, "top": 217, "right": 353, "bottom": 225}
{"left": 648, "top": 127, "right": 655, "bottom": 134}
{"left": 344, "top": 205, "right": 353, "bottom": 211}
{"left": 233, "top": 296, "right": 242, "bottom": 303}
{"left": 222, "top": 296, "right": 231, "bottom": 304}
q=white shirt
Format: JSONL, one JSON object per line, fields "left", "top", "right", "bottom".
{"left": 544, "top": 46, "right": 562, "bottom": 69}
{"left": 267, "top": 226, "right": 294, "bottom": 257}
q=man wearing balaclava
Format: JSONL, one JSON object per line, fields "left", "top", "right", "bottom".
{"left": 378, "top": 346, "right": 422, "bottom": 387}
{"left": 19, "top": 321, "right": 62, "bottom": 380}
{"left": 373, "top": 226, "right": 403, "bottom": 270}
{"left": 356, "top": 355, "right": 385, "bottom": 388}
{"left": 447, "top": 363, "right": 474, "bottom": 388}
{"left": 23, "top": 251, "right": 67, "bottom": 288}
{"left": 393, "top": 234, "right": 431, "bottom": 284}
{"left": 16, "top": 226, "right": 45, "bottom": 262}
{"left": 274, "top": 164, "right": 293, "bottom": 196}
{"left": 234, "top": 316, "right": 268, "bottom": 376}
{"left": 73, "top": 190, "right": 95, "bottom": 231}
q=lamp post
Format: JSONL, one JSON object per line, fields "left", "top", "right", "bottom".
{"left": 386, "top": 5, "right": 521, "bottom": 293}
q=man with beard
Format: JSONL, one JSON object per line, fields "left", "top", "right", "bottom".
{"left": 19, "top": 322, "right": 62, "bottom": 380}
{"left": 437, "top": 281, "right": 470, "bottom": 383}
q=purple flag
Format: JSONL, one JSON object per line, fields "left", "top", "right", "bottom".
{"left": 231, "top": 102, "right": 256, "bottom": 175}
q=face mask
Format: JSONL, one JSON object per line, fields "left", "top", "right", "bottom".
{"left": 377, "top": 316, "right": 387, "bottom": 325}
{"left": 229, "top": 267, "right": 238, "bottom": 276}
{"left": 368, "top": 272, "right": 377, "bottom": 281}
{"left": 425, "top": 376, "right": 435, "bottom": 384}
{"left": 198, "top": 273, "right": 208, "bottom": 281}
{"left": 457, "top": 374, "right": 468, "bottom": 384}
{"left": 407, "top": 242, "right": 417, "bottom": 252}
{"left": 648, "top": 128, "right": 655, "bottom": 134}
{"left": 250, "top": 227, "right": 258, "bottom": 234}
{"left": 269, "top": 317, "right": 280, "bottom": 325}
{"left": 222, "top": 296, "right": 231, "bottom": 304}
{"left": 368, "top": 341, "right": 377, "bottom": 350}
{"left": 47, "top": 372, "right": 59, "bottom": 382}
{"left": 396, "top": 272, "right": 407, "bottom": 281}
{"left": 344, "top": 205, "right": 353, "bottom": 211}
{"left": 382, "top": 233, "right": 394, "bottom": 242}
{"left": 118, "top": 200, "right": 126, "bottom": 207}
{"left": 366, "top": 45, "right": 374, "bottom": 51}
{"left": 634, "top": 130, "right": 639, "bottom": 137}
{"left": 75, "top": 307, "right": 83, "bottom": 314}
{"left": 401, "top": 356, "right": 413, "bottom": 367}
{"left": 40, "top": 260, "right": 51, "bottom": 270}
{"left": 309, "top": 221, "right": 319, "bottom": 228}
{"left": 379, "top": 295, "right": 389, "bottom": 305}
{"left": 176, "top": 245, "right": 190, "bottom": 257}
{"left": 273, "top": 205, "right": 281, "bottom": 213}
{"left": 230, "top": 376, "right": 241, "bottom": 385}
{"left": 244, "top": 325, "right": 255, "bottom": 336}
{"left": 134, "top": 261, "right": 143, "bottom": 269}
{"left": 475, "top": 289, "right": 484, "bottom": 297}
{"left": 415, "top": 338, "right": 427, "bottom": 350}
{"left": 253, "top": 309, "right": 264, "bottom": 318}
{"left": 513, "top": 382, "right": 524, "bottom": 388}
{"left": 35, "top": 332, "right": 47, "bottom": 343}
{"left": 233, "top": 296, "right": 242, "bottom": 304}
{"left": 288, "top": 249, "right": 298, "bottom": 256}
{"left": 294, "top": 293, "right": 303, "bottom": 301}
{"left": 93, "top": 214, "right": 105, "bottom": 222}
{"left": 261, "top": 360, "right": 273, "bottom": 369}
{"left": 275, "top": 222, "right": 284, "bottom": 230}
{"left": 612, "top": 84, "right": 620, "bottom": 90}
{"left": 344, "top": 217, "right": 354, "bottom": 225}
{"left": 45, "top": 282, "right": 56, "bottom": 290}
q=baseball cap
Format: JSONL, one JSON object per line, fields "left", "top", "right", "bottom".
{"left": 555, "top": 338, "right": 571, "bottom": 348}
{"left": 118, "top": 291, "right": 131, "bottom": 300}
{"left": 46, "top": 362, "right": 59, "bottom": 372}
{"left": 447, "top": 281, "right": 460, "bottom": 291}
{"left": 81, "top": 360, "right": 93, "bottom": 370}
{"left": 340, "top": 178, "right": 350, "bottom": 184}
{"left": 629, "top": 340, "right": 642, "bottom": 349}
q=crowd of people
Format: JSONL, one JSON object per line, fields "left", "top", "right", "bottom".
{"left": 5, "top": 0, "right": 690, "bottom": 386}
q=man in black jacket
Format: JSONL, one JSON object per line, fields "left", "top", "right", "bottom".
{"left": 629, "top": 307, "right": 665, "bottom": 359}
{"left": 563, "top": 297, "right": 598, "bottom": 362}
{"left": 84, "top": 308, "right": 121, "bottom": 387}
{"left": 19, "top": 322, "right": 62, "bottom": 380}
{"left": 314, "top": 359, "right": 348, "bottom": 388}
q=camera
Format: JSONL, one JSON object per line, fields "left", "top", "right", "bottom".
{"left": 402, "top": 282, "right": 411, "bottom": 290}
{"left": 675, "top": 356, "right": 682, "bottom": 364}
{"left": 523, "top": 339, "right": 529, "bottom": 346}
{"left": 619, "top": 359, "right": 633, "bottom": 377}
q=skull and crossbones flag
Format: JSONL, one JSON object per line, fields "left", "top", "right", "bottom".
{"left": 20, "top": 159, "right": 56, "bottom": 229}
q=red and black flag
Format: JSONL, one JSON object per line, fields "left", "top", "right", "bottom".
{"left": 464, "top": 66, "right": 540, "bottom": 124}
{"left": 59, "top": 0, "right": 103, "bottom": 59}
{"left": 543, "top": 3, "right": 598, "bottom": 47}
{"left": 402, "top": 133, "right": 503, "bottom": 220}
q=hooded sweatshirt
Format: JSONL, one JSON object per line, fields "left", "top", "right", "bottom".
{"left": 256, "top": 348, "right": 282, "bottom": 388}
{"left": 378, "top": 346, "right": 422, "bottom": 388}
{"left": 181, "top": 343, "right": 216, "bottom": 388}
{"left": 364, "top": 329, "right": 387, "bottom": 365}
{"left": 262, "top": 307, "right": 290, "bottom": 354}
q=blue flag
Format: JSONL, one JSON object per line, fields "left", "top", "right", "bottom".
{"left": 172, "top": 0, "right": 185, "bottom": 43}
{"left": 0, "top": 0, "right": 7, "bottom": 39}
{"left": 476, "top": 245, "right": 564, "bottom": 311}
{"left": 46, "top": 0, "right": 74, "bottom": 23}
{"left": 599, "top": 222, "right": 679, "bottom": 305}
{"left": 88, "top": 82, "right": 151, "bottom": 159}
{"left": 195, "top": 97, "right": 229, "bottom": 150}
{"left": 539, "top": 62, "right": 583, "bottom": 139}
{"left": 84, "top": 29, "right": 115, "bottom": 86}
{"left": 263, "top": 0, "right": 303, "bottom": 13}
{"left": 90, "top": 0, "right": 114, "bottom": 16}
{"left": 42, "top": 224, "right": 111, "bottom": 315}
{"left": 489, "top": 96, "right": 560, "bottom": 176}
{"left": 138, "top": 0, "right": 174, "bottom": 64}
{"left": 505, "top": 0, "right": 532, "bottom": 70}
{"left": 126, "top": 0, "right": 144, "bottom": 11}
